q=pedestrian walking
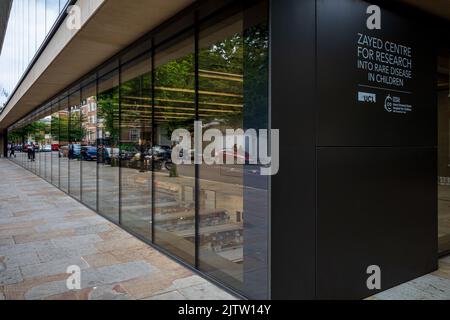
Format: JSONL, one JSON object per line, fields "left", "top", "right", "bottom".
{"left": 31, "top": 143, "right": 36, "bottom": 162}
{"left": 10, "top": 145, "right": 15, "bottom": 158}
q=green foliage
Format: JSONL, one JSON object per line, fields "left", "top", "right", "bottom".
{"left": 98, "top": 87, "right": 120, "bottom": 144}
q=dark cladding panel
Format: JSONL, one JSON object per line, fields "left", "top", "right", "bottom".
{"left": 314, "top": 0, "right": 438, "bottom": 300}
{"left": 316, "top": 147, "right": 437, "bottom": 299}
{"left": 270, "top": 0, "right": 317, "bottom": 299}
{"left": 316, "top": 0, "right": 436, "bottom": 147}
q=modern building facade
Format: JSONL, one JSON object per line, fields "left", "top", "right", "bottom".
{"left": 0, "top": 0, "right": 449, "bottom": 299}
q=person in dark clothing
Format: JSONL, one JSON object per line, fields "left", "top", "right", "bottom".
{"left": 27, "top": 144, "right": 36, "bottom": 161}
{"left": 9, "top": 145, "right": 15, "bottom": 158}
{"left": 69, "top": 143, "right": 74, "bottom": 160}
{"left": 31, "top": 144, "right": 36, "bottom": 161}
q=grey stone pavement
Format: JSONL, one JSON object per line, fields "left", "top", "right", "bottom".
{"left": 0, "top": 159, "right": 237, "bottom": 300}
{"left": 371, "top": 255, "right": 450, "bottom": 300}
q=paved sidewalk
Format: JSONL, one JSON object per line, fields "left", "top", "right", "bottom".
{"left": 0, "top": 159, "right": 236, "bottom": 300}
{"left": 371, "top": 255, "right": 450, "bottom": 300}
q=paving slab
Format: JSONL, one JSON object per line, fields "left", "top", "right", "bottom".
{"left": 0, "top": 159, "right": 235, "bottom": 300}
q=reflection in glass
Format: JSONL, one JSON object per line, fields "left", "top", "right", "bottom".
{"left": 198, "top": 5, "right": 269, "bottom": 298}
{"left": 59, "top": 98, "right": 69, "bottom": 193}
{"left": 69, "top": 91, "right": 82, "bottom": 200}
{"left": 29, "top": 0, "right": 37, "bottom": 55}
{"left": 35, "top": 112, "right": 47, "bottom": 177}
{"left": 120, "top": 53, "right": 153, "bottom": 240}
{"left": 43, "top": 107, "right": 52, "bottom": 182}
{"left": 37, "top": 113, "right": 44, "bottom": 177}
{"left": 29, "top": 116, "right": 37, "bottom": 174}
{"left": 51, "top": 103, "right": 60, "bottom": 187}
{"left": 36, "top": 0, "right": 46, "bottom": 49}
{"left": 98, "top": 71, "right": 120, "bottom": 222}
{"left": 81, "top": 83, "right": 98, "bottom": 210}
{"left": 45, "top": 0, "right": 59, "bottom": 34}
{"left": 153, "top": 34, "right": 196, "bottom": 265}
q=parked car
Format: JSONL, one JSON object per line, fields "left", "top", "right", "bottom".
{"left": 69, "top": 144, "right": 81, "bottom": 159}
{"left": 80, "top": 146, "right": 97, "bottom": 161}
{"left": 151, "top": 145, "right": 172, "bottom": 160}
{"left": 41, "top": 145, "right": 52, "bottom": 152}
{"left": 51, "top": 144, "right": 59, "bottom": 151}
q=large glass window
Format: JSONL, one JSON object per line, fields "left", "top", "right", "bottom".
{"left": 29, "top": 117, "right": 38, "bottom": 174}
{"left": 81, "top": 83, "right": 98, "bottom": 210}
{"left": 43, "top": 106, "right": 52, "bottom": 182}
{"left": 45, "top": 0, "right": 59, "bottom": 34}
{"left": 36, "top": 111, "right": 47, "bottom": 177}
{"left": 36, "top": 113, "right": 43, "bottom": 177}
{"left": 59, "top": 97, "right": 69, "bottom": 193}
{"left": 23, "top": 123, "right": 30, "bottom": 171}
{"left": 198, "top": 3, "right": 269, "bottom": 298}
{"left": 36, "top": 0, "right": 46, "bottom": 48}
{"left": 7, "top": 127, "right": 21, "bottom": 164}
{"left": 97, "top": 70, "right": 120, "bottom": 222}
{"left": 51, "top": 103, "right": 60, "bottom": 187}
{"left": 69, "top": 90, "right": 82, "bottom": 200}
{"left": 153, "top": 33, "right": 196, "bottom": 265}
{"left": 120, "top": 53, "right": 153, "bottom": 240}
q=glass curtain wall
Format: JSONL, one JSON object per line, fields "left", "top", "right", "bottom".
{"left": 6, "top": 0, "right": 269, "bottom": 299}
{"left": 0, "top": 0, "right": 70, "bottom": 110}
{"left": 81, "top": 82, "right": 98, "bottom": 210}
{"left": 43, "top": 105, "right": 52, "bottom": 181}
{"left": 8, "top": 106, "right": 53, "bottom": 180}
{"left": 36, "top": 110, "right": 44, "bottom": 176}
{"left": 69, "top": 90, "right": 82, "bottom": 200}
{"left": 29, "top": 114, "right": 37, "bottom": 173}
{"left": 120, "top": 53, "right": 153, "bottom": 240}
{"left": 28, "top": 114, "right": 36, "bottom": 173}
{"left": 59, "top": 97, "right": 69, "bottom": 193}
{"left": 51, "top": 101, "right": 59, "bottom": 187}
{"left": 153, "top": 33, "right": 196, "bottom": 265}
{"left": 197, "top": 3, "right": 269, "bottom": 297}
{"left": 97, "top": 70, "right": 120, "bottom": 222}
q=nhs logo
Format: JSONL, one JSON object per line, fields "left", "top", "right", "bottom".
{"left": 358, "top": 92, "right": 377, "bottom": 103}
